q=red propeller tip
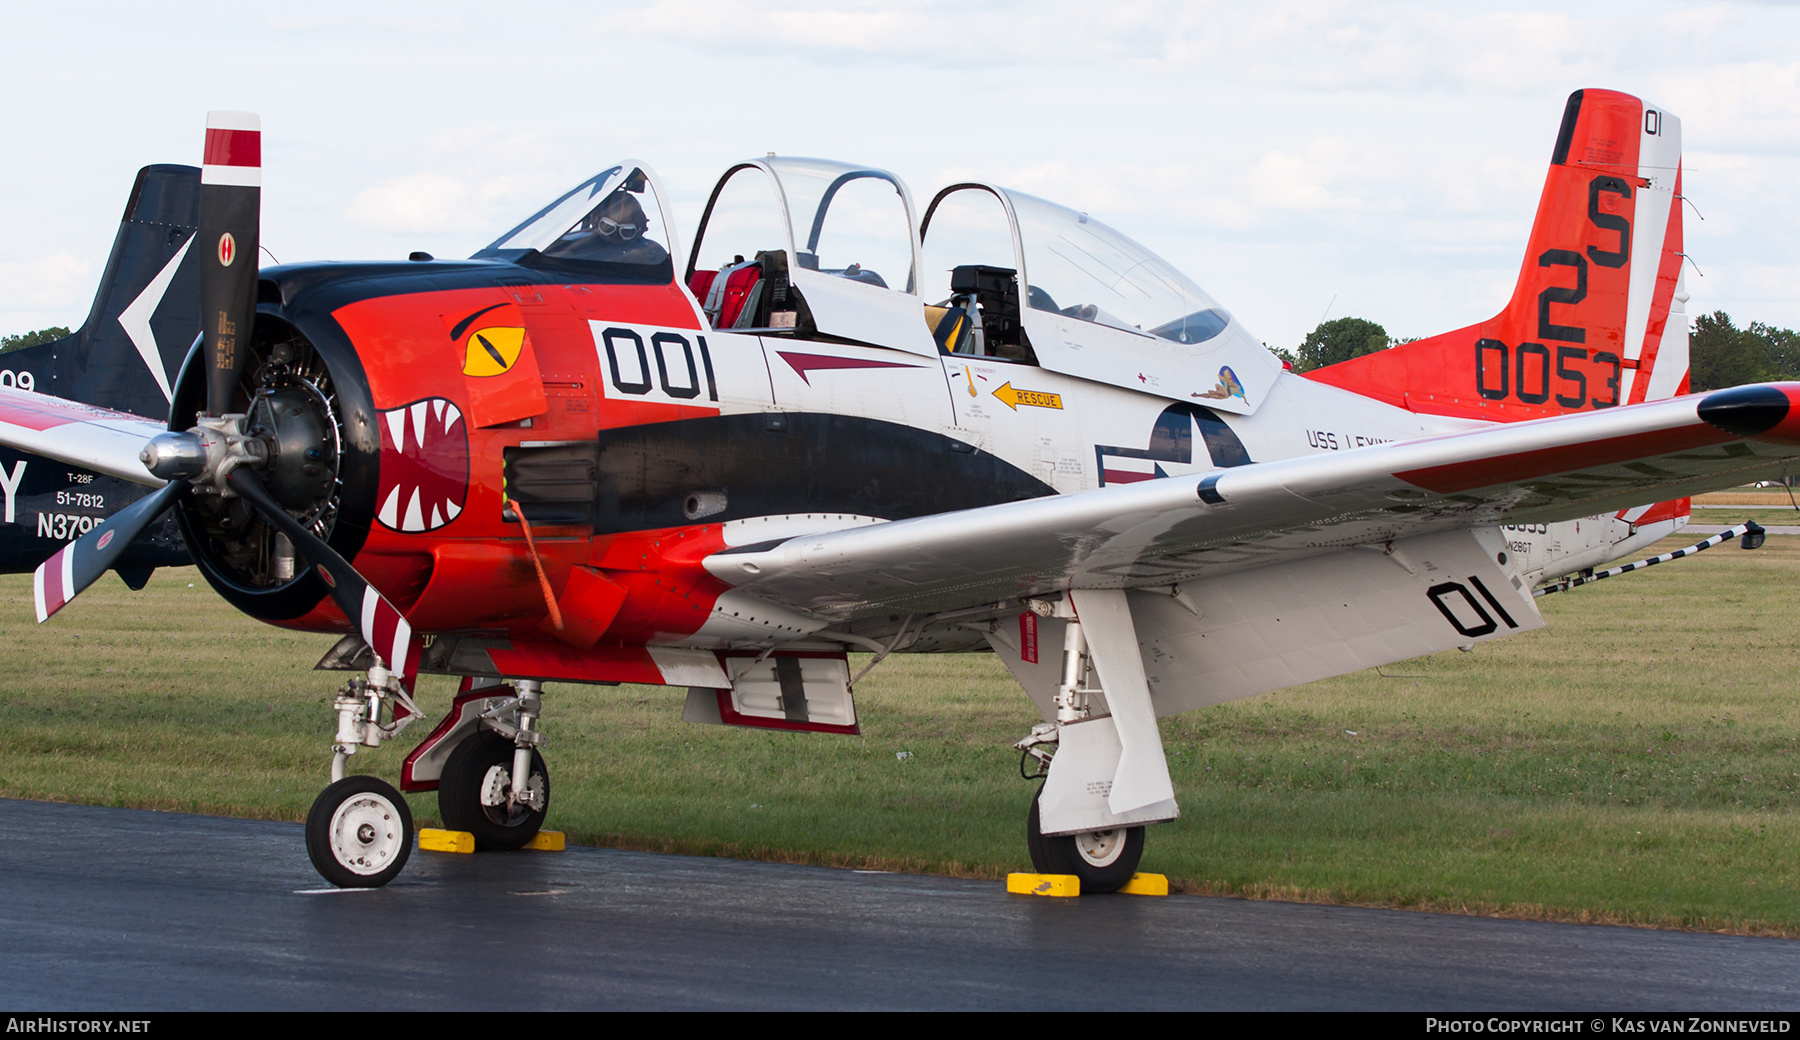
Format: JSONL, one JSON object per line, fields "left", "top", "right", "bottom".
{"left": 202, "top": 111, "right": 261, "bottom": 187}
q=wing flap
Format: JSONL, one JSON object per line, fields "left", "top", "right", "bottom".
{"left": 706, "top": 384, "right": 1800, "bottom": 620}
{"left": 0, "top": 386, "right": 164, "bottom": 487}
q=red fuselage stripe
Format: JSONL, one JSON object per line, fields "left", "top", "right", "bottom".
{"left": 776, "top": 351, "right": 923, "bottom": 385}
{"left": 1394, "top": 423, "right": 1730, "bottom": 493}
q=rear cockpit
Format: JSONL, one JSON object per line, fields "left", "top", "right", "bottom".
{"left": 919, "top": 183, "right": 1280, "bottom": 412}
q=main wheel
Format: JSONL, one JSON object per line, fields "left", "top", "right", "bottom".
{"left": 1026, "top": 794, "right": 1144, "bottom": 894}
{"left": 438, "top": 731, "right": 548, "bottom": 851}
{"left": 305, "top": 775, "right": 414, "bottom": 888}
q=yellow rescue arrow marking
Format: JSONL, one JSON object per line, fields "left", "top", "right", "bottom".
{"left": 992, "top": 382, "right": 1063, "bottom": 411}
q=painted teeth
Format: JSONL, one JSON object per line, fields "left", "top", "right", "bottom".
{"left": 377, "top": 398, "right": 467, "bottom": 533}
{"left": 378, "top": 481, "right": 463, "bottom": 533}
{"left": 383, "top": 399, "right": 465, "bottom": 453}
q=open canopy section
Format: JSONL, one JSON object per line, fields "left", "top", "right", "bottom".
{"left": 687, "top": 157, "right": 935, "bottom": 356}
{"left": 921, "top": 184, "right": 1281, "bottom": 414}
{"left": 475, "top": 163, "right": 678, "bottom": 285}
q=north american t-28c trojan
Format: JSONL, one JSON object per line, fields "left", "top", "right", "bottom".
{"left": 5, "top": 89, "right": 1794, "bottom": 889}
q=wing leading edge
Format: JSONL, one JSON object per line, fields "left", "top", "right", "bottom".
{"left": 705, "top": 384, "right": 1800, "bottom": 620}
{"left": 0, "top": 385, "right": 165, "bottom": 487}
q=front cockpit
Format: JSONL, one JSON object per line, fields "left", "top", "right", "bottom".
{"left": 473, "top": 163, "right": 678, "bottom": 286}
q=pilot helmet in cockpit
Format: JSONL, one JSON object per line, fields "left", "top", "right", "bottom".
{"left": 547, "top": 177, "right": 668, "bottom": 265}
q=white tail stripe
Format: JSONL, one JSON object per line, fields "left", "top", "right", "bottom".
{"left": 205, "top": 110, "right": 260, "bottom": 132}
{"left": 201, "top": 165, "right": 261, "bottom": 188}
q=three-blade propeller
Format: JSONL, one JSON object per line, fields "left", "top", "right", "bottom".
{"left": 199, "top": 111, "right": 262, "bottom": 420}
{"left": 34, "top": 113, "right": 415, "bottom": 677}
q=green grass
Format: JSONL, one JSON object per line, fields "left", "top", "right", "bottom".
{"left": 1691, "top": 507, "right": 1800, "bottom": 525}
{"left": 2, "top": 536, "right": 1798, "bottom": 934}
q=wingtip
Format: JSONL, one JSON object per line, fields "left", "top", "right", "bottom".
{"left": 1697, "top": 384, "right": 1800, "bottom": 442}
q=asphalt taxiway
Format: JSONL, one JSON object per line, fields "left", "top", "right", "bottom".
{"left": 0, "top": 798, "right": 1795, "bottom": 1011}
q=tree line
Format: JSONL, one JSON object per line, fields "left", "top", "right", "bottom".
{"left": 0, "top": 327, "right": 69, "bottom": 353}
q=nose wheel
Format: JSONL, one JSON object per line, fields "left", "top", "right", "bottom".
{"left": 438, "top": 731, "right": 549, "bottom": 850}
{"left": 306, "top": 775, "right": 414, "bottom": 888}
{"left": 1026, "top": 794, "right": 1144, "bottom": 894}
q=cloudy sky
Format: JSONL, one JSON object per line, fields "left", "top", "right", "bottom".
{"left": 3, "top": 1, "right": 1797, "bottom": 350}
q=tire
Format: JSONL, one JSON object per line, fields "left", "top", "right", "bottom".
{"left": 437, "top": 731, "right": 548, "bottom": 851}
{"left": 1026, "top": 794, "right": 1144, "bottom": 894}
{"left": 305, "top": 775, "right": 414, "bottom": 888}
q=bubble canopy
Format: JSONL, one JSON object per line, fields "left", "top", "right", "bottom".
{"left": 688, "top": 157, "right": 919, "bottom": 293}
{"left": 475, "top": 163, "right": 679, "bottom": 284}
{"left": 687, "top": 156, "right": 936, "bottom": 355}
{"left": 924, "top": 185, "right": 1232, "bottom": 346}
{"left": 921, "top": 182, "right": 1279, "bottom": 411}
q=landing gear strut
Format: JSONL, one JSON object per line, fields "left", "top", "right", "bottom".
{"left": 1010, "top": 591, "right": 1175, "bottom": 893}
{"left": 434, "top": 679, "right": 550, "bottom": 850}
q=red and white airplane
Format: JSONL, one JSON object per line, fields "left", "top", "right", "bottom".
{"left": 7, "top": 89, "right": 1793, "bottom": 890}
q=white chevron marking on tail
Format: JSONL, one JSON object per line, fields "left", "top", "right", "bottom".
{"left": 116, "top": 235, "right": 193, "bottom": 404}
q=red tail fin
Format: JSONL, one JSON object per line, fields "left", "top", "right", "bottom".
{"left": 1307, "top": 89, "right": 1689, "bottom": 420}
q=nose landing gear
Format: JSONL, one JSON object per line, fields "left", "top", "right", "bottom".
{"left": 306, "top": 774, "right": 414, "bottom": 888}
{"left": 304, "top": 661, "right": 423, "bottom": 887}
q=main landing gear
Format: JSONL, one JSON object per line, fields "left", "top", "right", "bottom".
{"left": 1011, "top": 590, "right": 1171, "bottom": 893}
{"left": 303, "top": 665, "right": 553, "bottom": 887}
{"left": 1025, "top": 795, "right": 1144, "bottom": 894}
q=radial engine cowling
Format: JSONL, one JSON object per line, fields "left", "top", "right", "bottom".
{"left": 170, "top": 307, "right": 382, "bottom": 622}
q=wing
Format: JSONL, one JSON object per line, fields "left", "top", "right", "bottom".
{"left": 706, "top": 384, "right": 1800, "bottom": 620}
{"left": 0, "top": 385, "right": 165, "bottom": 487}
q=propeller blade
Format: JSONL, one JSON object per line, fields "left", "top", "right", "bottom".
{"left": 198, "top": 111, "right": 262, "bottom": 417}
{"left": 226, "top": 469, "right": 415, "bottom": 677}
{"left": 34, "top": 481, "right": 182, "bottom": 622}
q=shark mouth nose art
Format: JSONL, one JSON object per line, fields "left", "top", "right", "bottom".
{"left": 376, "top": 398, "right": 468, "bottom": 532}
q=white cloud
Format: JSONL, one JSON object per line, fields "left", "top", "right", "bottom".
{"left": 266, "top": 16, "right": 463, "bottom": 33}
{"left": 0, "top": 252, "right": 94, "bottom": 324}
{"left": 346, "top": 174, "right": 489, "bottom": 233}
